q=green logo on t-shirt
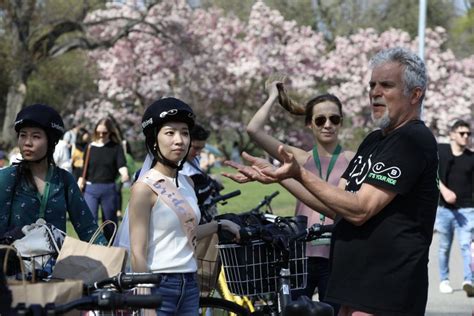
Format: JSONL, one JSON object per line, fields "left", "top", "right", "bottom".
{"left": 368, "top": 162, "right": 401, "bottom": 186}
{"left": 368, "top": 172, "right": 397, "bottom": 185}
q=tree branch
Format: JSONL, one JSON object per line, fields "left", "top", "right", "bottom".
{"left": 47, "top": 19, "right": 142, "bottom": 57}
{"left": 32, "top": 21, "right": 84, "bottom": 60}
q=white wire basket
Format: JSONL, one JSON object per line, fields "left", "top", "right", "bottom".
{"left": 217, "top": 240, "right": 307, "bottom": 296}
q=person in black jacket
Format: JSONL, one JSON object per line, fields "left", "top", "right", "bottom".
{"left": 435, "top": 119, "right": 474, "bottom": 296}
{"left": 181, "top": 124, "right": 223, "bottom": 223}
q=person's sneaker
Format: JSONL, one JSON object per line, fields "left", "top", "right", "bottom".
{"left": 462, "top": 281, "right": 474, "bottom": 297}
{"left": 439, "top": 280, "right": 453, "bottom": 294}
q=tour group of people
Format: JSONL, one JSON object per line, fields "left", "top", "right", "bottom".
{"left": 1, "top": 46, "right": 473, "bottom": 316}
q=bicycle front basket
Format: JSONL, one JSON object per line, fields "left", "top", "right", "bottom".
{"left": 217, "top": 240, "right": 307, "bottom": 296}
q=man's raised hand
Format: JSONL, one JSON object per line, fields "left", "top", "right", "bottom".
{"left": 261, "top": 145, "right": 302, "bottom": 181}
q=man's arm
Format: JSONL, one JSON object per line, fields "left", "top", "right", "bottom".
{"left": 439, "top": 181, "right": 456, "bottom": 204}
{"left": 265, "top": 146, "right": 397, "bottom": 226}
{"left": 297, "top": 167, "right": 396, "bottom": 225}
{"left": 279, "top": 177, "right": 338, "bottom": 219}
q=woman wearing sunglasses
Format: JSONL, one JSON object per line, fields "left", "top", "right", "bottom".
{"left": 78, "top": 117, "right": 130, "bottom": 241}
{"left": 246, "top": 80, "right": 354, "bottom": 313}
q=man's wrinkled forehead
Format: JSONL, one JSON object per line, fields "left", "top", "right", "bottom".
{"left": 369, "top": 62, "right": 404, "bottom": 81}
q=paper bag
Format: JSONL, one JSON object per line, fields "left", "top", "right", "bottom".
{"left": 9, "top": 279, "right": 83, "bottom": 307}
{"left": 51, "top": 235, "right": 127, "bottom": 285}
{"left": 196, "top": 233, "right": 220, "bottom": 296}
{"left": 1, "top": 245, "right": 83, "bottom": 312}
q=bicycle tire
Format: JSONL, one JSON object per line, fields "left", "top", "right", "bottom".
{"left": 199, "top": 297, "right": 251, "bottom": 316}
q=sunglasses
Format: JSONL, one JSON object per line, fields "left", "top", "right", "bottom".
{"left": 458, "top": 131, "right": 471, "bottom": 137}
{"left": 314, "top": 115, "right": 342, "bottom": 127}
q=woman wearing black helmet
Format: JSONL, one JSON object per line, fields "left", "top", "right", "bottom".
{"left": 0, "top": 104, "right": 107, "bottom": 244}
{"left": 127, "top": 97, "right": 240, "bottom": 315}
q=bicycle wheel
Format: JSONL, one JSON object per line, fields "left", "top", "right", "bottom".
{"left": 199, "top": 297, "right": 251, "bottom": 316}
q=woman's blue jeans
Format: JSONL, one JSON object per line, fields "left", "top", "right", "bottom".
{"left": 151, "top": 272, "right": 199, "bottom": 316}
{"left": 84, "top": 182, "right": 118, "bottom": 241}
{"left": 435, "top": 206, "right": 473, "bottom": 283}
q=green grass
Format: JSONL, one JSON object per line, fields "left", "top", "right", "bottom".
{"left": 212, "top": 166, "right": 296, "bottom": 216}
{"left": 67, "top": 166, "right": 298, "bottom": 239}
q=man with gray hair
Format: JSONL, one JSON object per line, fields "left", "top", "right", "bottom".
{"left": 224, "top": 47, "right": 440, "bottom": 315}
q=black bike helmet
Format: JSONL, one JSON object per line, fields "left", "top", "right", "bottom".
{"left": 142, "top": 97, "right": 195, "bottom": 134}
{"left": 14, "top": 104, "right": 65, "bottom": 163}
{"left": 14, "top": 104, "right": 65, "bottom": 145}
{"left": 142, "top": 97, "right": 195, "bottom": 175}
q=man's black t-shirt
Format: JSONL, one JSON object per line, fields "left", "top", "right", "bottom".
{"left": 325, "top": 120, "right": 439, "bottom": 316}
{"left": 86, "top": 142, "right": 126, "bottom": 183}
{"left": 438, "top": 143, "right": 474, "bottom": 208}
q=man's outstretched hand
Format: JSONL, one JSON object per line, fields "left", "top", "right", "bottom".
{"left": 260, "top": 145, "right": 302, "bottom": 181}
{"left": 222, "top": 152, "right": 278, "bottom": 184}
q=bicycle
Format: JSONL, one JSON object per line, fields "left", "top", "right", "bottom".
{"left": 200, "top": 191, "right": 282, "bottom": 311}
{"left": 201, "top": 189, "right": 242, "bottom": 224}
{"left": 196, "top": 189, "right": 242, "bottom": 293}
{"left": 82, "top": 272, "right": 163, "bottom": 316}
{"left": 12, "top": 290, "right": 162, "bottom": 315}
{"left": 9, "top": 273, "right": 163, "bottom": 315}
{"left": 200, "top": 207, "right": 335, "bottom": 316}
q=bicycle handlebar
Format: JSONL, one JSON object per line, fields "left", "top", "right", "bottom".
{"left": 249, "top": 191, "right": 279, "bottom": 214}
{"left": 89, "top": 272, "right": 162, "bottom": 292}
{"left": 240, "top": 222, "right": 334, "bottom": 245}
{"left": 293, "top": 223, "right": 334, "bottom": 242}
{"left": 209, "top": 189, "right": 241, "bottom": 206}
{"left": 216, "top": 191, "right": 281, "bottom": 244}
{"left": 15, "top": 291, "right": 162, "bottom": 315}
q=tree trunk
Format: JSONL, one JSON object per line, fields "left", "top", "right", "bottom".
{"left": 2, "top": 74, "right": 27, "bottom": 146}
{"left": 1, "top": 0, "right": 36, "bottom": 146}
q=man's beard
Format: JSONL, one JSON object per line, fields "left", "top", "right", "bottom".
{"left": 372, "top": 108, "right": 391, "bottom": 130}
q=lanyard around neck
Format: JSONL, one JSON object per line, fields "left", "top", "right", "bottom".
{"left": 312, "top": 143, "right": 341, "bottom": 181}
{"left": 312, "top": 143, "right": 341, "bottom": 222}
{"left": 37, "top": 166, "right": 54, "bottom": 219}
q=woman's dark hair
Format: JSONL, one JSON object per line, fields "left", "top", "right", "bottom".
{"left": 304, "top": 94, "right": 343, "bottom": 126}
{"left": 93, "top": 118, "right": 120, "bottom": 144}
{"left": 75, "top": 127, "right": 89, "bottom": 150}
{"left": 191, "top": 124, "right": 210, "bottom": 141}
{"left": 107, "top": 115, "right": 124, "bottom": 142}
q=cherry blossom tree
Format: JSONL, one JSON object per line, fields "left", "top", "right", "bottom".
{"left": 0, "top": 0, "right": 160, "bottom": 145}
{"left": 81, "top": 0, "right": 474, "bottom": 155}
{"left": 83, "top": 0, "right": 328, "bottom": 154}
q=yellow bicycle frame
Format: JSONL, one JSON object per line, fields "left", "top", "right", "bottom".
{"left": 217, "top": 268, "right": 255, "bottom": 313}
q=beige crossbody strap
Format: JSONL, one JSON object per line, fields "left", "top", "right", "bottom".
{"left": 141, "top": 169, "right": 197, "bottom": 252}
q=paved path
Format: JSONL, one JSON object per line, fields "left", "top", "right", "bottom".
{"left": 426, "top": 232, "right": 473, "bottom": 316}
